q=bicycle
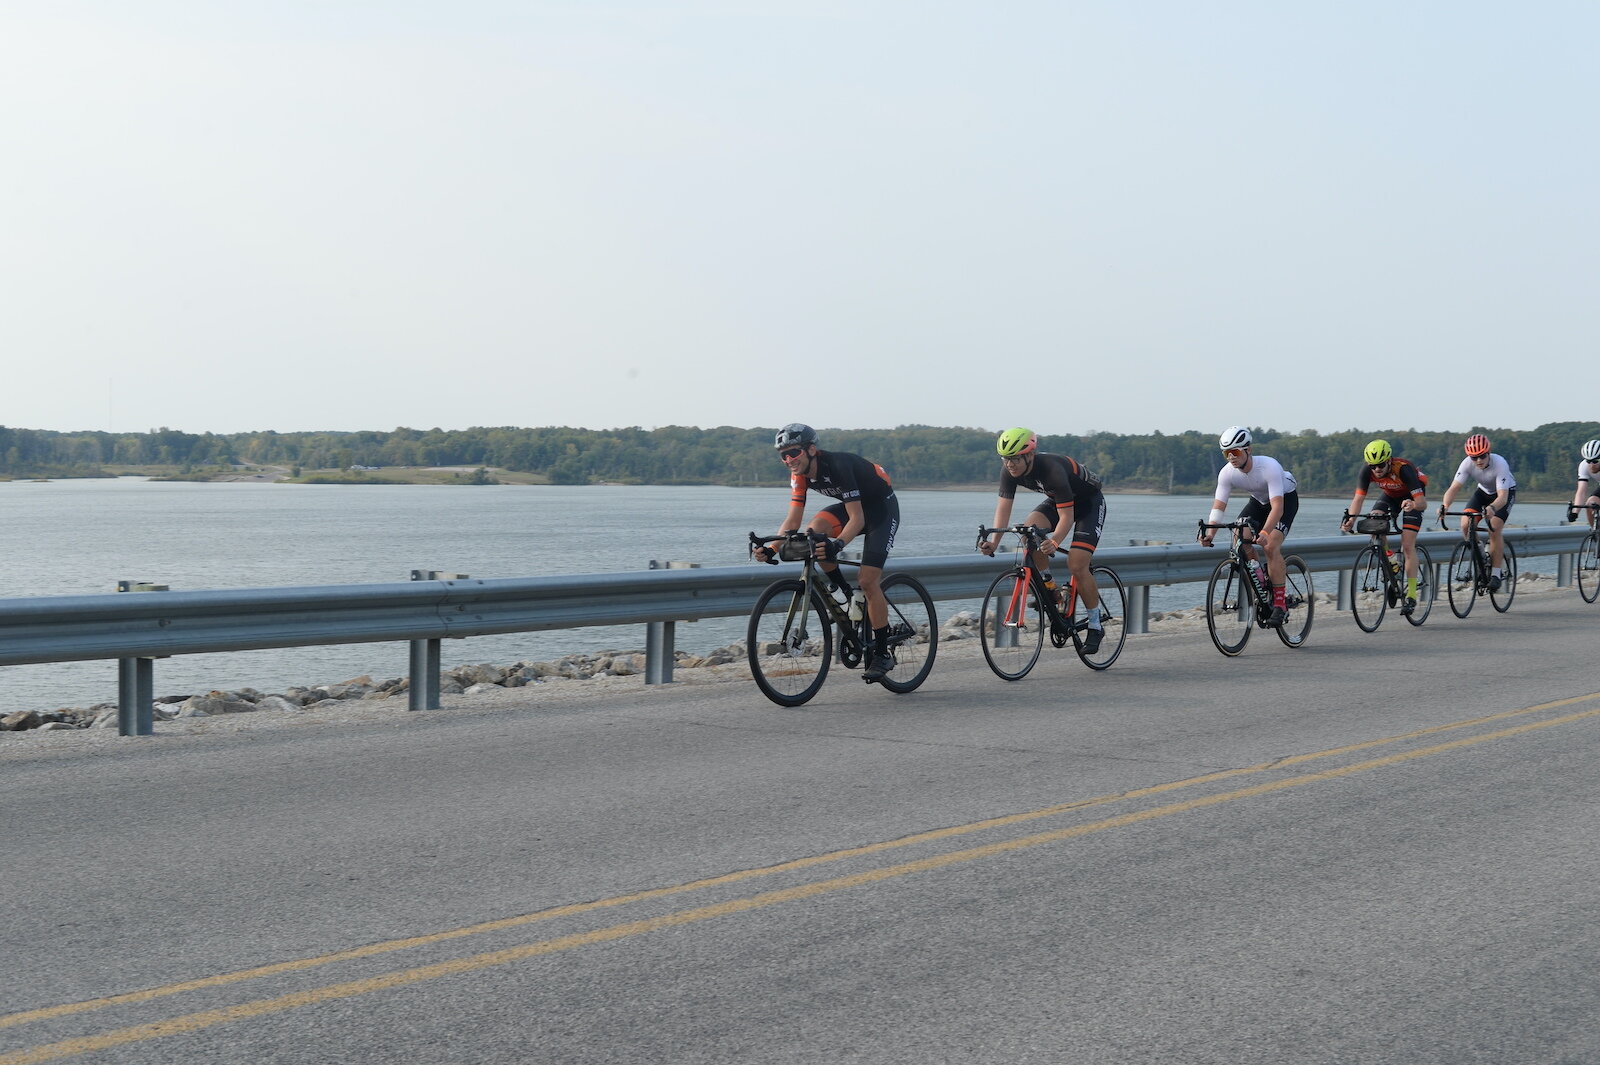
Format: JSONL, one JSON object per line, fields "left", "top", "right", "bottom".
{"left": 972, "top": 524, "right": 1128, "bottom": 680}
{"left": 1341, "top": 508, "right": 1435, "bottom": 631}
{"left": 1197, "top": 520, "right": 1314, "bottom": 655}
{"left": 1438, "top": 509, "right": 1517, "bottom": 617}
{"left": 1566, "top": 502, "right": 1600, "bottom": 604}
{"left": 745, "top": 531, "right": 938, "bottom": 707}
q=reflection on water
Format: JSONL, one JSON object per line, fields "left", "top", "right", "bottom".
{"left": 0, "top": 480, "right": 1575, "bottom": 711}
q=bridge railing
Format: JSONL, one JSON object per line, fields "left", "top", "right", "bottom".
{"left": 2, "top": 524, "right": 1587, "bottom": 736}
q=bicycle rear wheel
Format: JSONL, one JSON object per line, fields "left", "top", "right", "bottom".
{"left": 747, "top": 579, "right": 833, "bottom": 707}
{"left": 1446, "top": 541, "right": 1476, "bottom": 618}
{"left": 1404, "top": 545, "right": 1436, "bottom": 626}
{"left": 1205, "top": 559, "right": 1252, "bottom": 656}
{"left": 1490, "top": 540, "right": 1517, "bottom": 613}
{"left": 877, "top": 573, "right": 938, "bottom": 694}
{"left": 980, "top": 570, "right": 1044, "bottom": 681}
{"left": 1579, "top": 533, "right": 1600, "bottom": 604}
{"left": 1275, "top": 555, "right": 1314, "bottom": 648}
{"left": 1071, "top": 565, "right": 1127, "bottom": 670}
{"left": 1349, "top": 545, "right": 1388, "bottom": 633}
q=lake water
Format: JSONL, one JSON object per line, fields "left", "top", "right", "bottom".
{"left": 0, "top": 479, "right": 1574, "bottom": 712}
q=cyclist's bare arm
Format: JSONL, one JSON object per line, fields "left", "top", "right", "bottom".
{"left": 981, "top": 497, "right": 1016, "bottom": 555}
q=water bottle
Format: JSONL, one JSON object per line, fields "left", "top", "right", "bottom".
{"left": 830, "top": 585, "right": 851, "bottom": 612}
{"left": 847, "top": 597, "right": 864, "bottom": 623}
{"left": 1386, "top": 548, "right": 1400, "bottom": 578}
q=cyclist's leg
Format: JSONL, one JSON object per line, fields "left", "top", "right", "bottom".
{"left": 1023, "top": 503, "right": 1056, "bottom": 575}
{"left": 1066, "top": 493, "right": 1107, "bottom": 611}
{"left": 856, "top": 497, "right": 898, "bottom": 635}
{"left": 1489, "top": 491, "right": 1515, "bottom": 572}
{"left": 808, "top": 505, "right": 853, "bottom": 598}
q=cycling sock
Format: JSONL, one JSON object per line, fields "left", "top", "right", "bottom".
{"left": 1086, "top": 604, "right": 1103, "bottom": 628}
{"left": 1273, "top": 586, "right": 1286, "bottom": 609}
{"left": 873, "top": 626, "right": 889, "bottom": 655}
{"left": 1407, "top": 576, "right": 1418, "bottom": 598}
{"left": 1492, "top": 567, "right": 1502, "bottom": 579}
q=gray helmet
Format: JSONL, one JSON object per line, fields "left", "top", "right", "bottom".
{"left": 774, "top": 423, "right": 817, "bottom": 450}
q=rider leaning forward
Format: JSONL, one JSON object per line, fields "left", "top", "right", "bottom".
{"left": 1572, "top": 439, "right": 1600, "bottom": 528}
{"left": 1198, "top": 426, "right": 1300, "bottom": 627}
{"left": 977, "top": 428, "right": 1108, "bottom": 654}
{"left": 1340, "top": 438, "right": 1428, "bottom": 615}
{"left": 1438, "top": 433, "right": 1516, "bottom": 593}
{"left": 753, "top": 423, "right": 902, "bottom": 683}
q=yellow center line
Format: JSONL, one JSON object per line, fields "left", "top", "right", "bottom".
{"left": 7, "top": 700, "right": 1600, "bottom": 1065}
{"left": 4, "top": 692, "right": 1597, "bottom": 1044}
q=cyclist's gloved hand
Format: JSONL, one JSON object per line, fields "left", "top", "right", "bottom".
{"left": 818, "top": 537, "right": 844, "bottom": 560}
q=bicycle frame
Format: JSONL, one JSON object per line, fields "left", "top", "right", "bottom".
{"left": 1438, "top": 509, "right": 1517, "bottom": 616}
{"left": 1341, "top": 508, "right": 1433, "bottom": 629}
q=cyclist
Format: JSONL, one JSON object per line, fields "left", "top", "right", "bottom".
{"left": 977, "top": 428, "right": 1109, "bottom": 653}
{"left": 1438, "top": 433, "right": 1516, "bottom": 592}
{"left": 1340, "top": 439, "right": 1428, "bottom": 614}
{"left": 1571, "top": 439, "right": 1600, "bottom": 529}
{"left": 753, "top": 423, "right": 901, "bottom": 683}
{"left": 1198, "top": 426, "right": 1299, "bottom": 626}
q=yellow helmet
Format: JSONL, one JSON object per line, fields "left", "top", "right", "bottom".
{"left": 1363, "top": 439, "right": 1392, "bottom": 465}
{"left": 996, "top": 427, "right": 1037, "bottom": 458}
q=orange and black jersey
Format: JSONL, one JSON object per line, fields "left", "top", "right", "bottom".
{"left": 998, "top": 453, "right": 1103, "bottom": 508}
{"left": 789, "top": 450, "right": 894, "bottom": 507}
{"left": 1355, "top": 458, "right": 1427, "bottom": 502}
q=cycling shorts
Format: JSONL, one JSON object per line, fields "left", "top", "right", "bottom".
{"left": 1371, "top": 496, "right": 1423, "bottom": 532}
{"left": 1240, "top": 491, "right": 1299, "bottom": 537}
{"left": 1467, "top": 487, "right": 1515, "bottom": 522}
{"left": 1029, "top": 489, "right": 1107, "bottom": 553}
{"left": 814, "top": 495, "right": 900, "bottom": 569}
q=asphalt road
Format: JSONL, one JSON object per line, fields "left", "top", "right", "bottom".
{"left": 5, "top": 587, "right": 1600, "bottom": 1064}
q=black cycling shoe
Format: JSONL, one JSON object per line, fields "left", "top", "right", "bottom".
{"left": 1488, "top": 575, "right": 1503, "bottom": 592}
{"left": 862, "top": 650, "right": 895, "bottom": 683}
{"left": 1081, "top": 626, "right": 1104, "bottom": 654}
{"left": 1267, "top": 606, "right": 1288, "bottom": 628}
{"left": 1400, "top": 596, "right": 1416, "bottom": 616}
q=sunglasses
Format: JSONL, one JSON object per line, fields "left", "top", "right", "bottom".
{"left": 1224, "top": 448, "right": 1247, "bottom": 458}
{"left": 1369, "top": 461, "right": 1389, "bottom": 470}
{"left": 778, "top": 447, "right": 805, "bottom": 461}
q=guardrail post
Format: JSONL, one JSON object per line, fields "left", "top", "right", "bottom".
{"left": 115, "top": 580, "right": 168, "bottom": 736}
{"left": 1336, "top": 568, "right": 1352, "bottom": 612}
{"left": 1125, "top": 540, "right": 1168, "bottom": 634}
{"left": 646, "top": 561, "right": 700, "bottom": 683}
{"left": 408, "top": 571, "right": 467, "bottom": 710}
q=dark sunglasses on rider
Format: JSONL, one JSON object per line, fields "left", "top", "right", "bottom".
{"left": 779, "top": 447, "right": 805, "bottom": 461}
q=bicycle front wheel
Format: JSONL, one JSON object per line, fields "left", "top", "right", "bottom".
{"left": 1349, "top": 546, "right": 1388, "bottom": 633}
{"left": 747, "top": 579, "right": 833, "bottom": 707}
{"left": 1579, "top": 533, "right": 1600, "bottom": 604}
{"left": 1072, "top": 565, "right": 1127, "bottom": 670}
{"left": 1405, "top": 545, "right": 1436, "bottom": 626}
{"left": 1490, "top": 540, "right": 1517, "bottom": 613}
{"left": 1275, "top": 556, "right": 1314, "bottom": 648}
{"left": 980, "top": 570, "right": 1045, "bottom": 681}
{"left": 1447, "top": 541, "right": 1476, "bottom": 618}
{"left": 1205, "top": 559, "right": 1253, "bottom": 656}
{"left": 877, "top": 573, "right": 938, "bottom": 694}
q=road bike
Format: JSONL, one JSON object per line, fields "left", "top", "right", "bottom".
{"left": 973, "top": 523, "right": 1127, "bottom": 680}
{"left": 1341, "top": 508, "right": 1435, "bottom": 631}
{"left": 746, "top": 531, "right": 937, "bottom": 707}
{"left": 1566, "top": 502, "right": 1600, "bottom": 604}
{"left": 1197, "top": 520, "right": 1313, "bottom": 656}
{"left": 1438, "top": 509, "right": 1517, "bottom": 617}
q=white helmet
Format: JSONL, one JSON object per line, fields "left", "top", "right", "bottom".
{"left": 1218, "top": 426, "right": 1252, "bottom": 451}
{"left": 1582, "top": 440, "right": 1600, "bottom": 462}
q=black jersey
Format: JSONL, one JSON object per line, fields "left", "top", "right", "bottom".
{"left": 998, "top": 453, "right": 1102, "bottom": 506}
{"left": 789, "top": 450, "right": 894, "bottom": 507}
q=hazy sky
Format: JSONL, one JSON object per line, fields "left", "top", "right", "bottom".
{"left": 4, "top": 2, "right": 1595, "bottom": 439}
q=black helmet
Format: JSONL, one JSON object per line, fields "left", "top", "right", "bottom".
{"left": 774, "top": 423, "right": 817, "bottom": 450}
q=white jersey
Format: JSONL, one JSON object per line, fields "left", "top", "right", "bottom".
{"left": 1452, "top": 453, "right": 1516, "bottom": 494}
{"left": 1579, "top": 459, "right": 1600, "bottom": 487}
{"left": 1214, "top": 455, "right": 1297, "bottom": 505}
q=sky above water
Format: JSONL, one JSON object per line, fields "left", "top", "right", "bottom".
{"left": 3, "top": 2, "right": 1595, "bottom": 438}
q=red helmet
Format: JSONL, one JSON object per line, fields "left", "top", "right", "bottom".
{"left": 1464, "top": 433, "right": 1491, "bottom": 457}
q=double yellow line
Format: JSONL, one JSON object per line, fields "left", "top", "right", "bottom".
{"left": 5, "top": 693, "right": 1600, "bottom": 1065}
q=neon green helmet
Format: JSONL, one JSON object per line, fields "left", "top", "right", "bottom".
{"left": 996, "top": 427, "right": 1037, "bottom": 458}
{"left": 1363, "top": 439, "right": 1392, "bottom": 465}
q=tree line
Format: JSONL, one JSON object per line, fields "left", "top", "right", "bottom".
{"left": 3, "top": 421, "right": 1598, "bottom": 497}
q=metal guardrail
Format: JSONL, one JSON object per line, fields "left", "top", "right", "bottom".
{"left": 2, "top": 524, "right": 1588, "bottom": 736}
